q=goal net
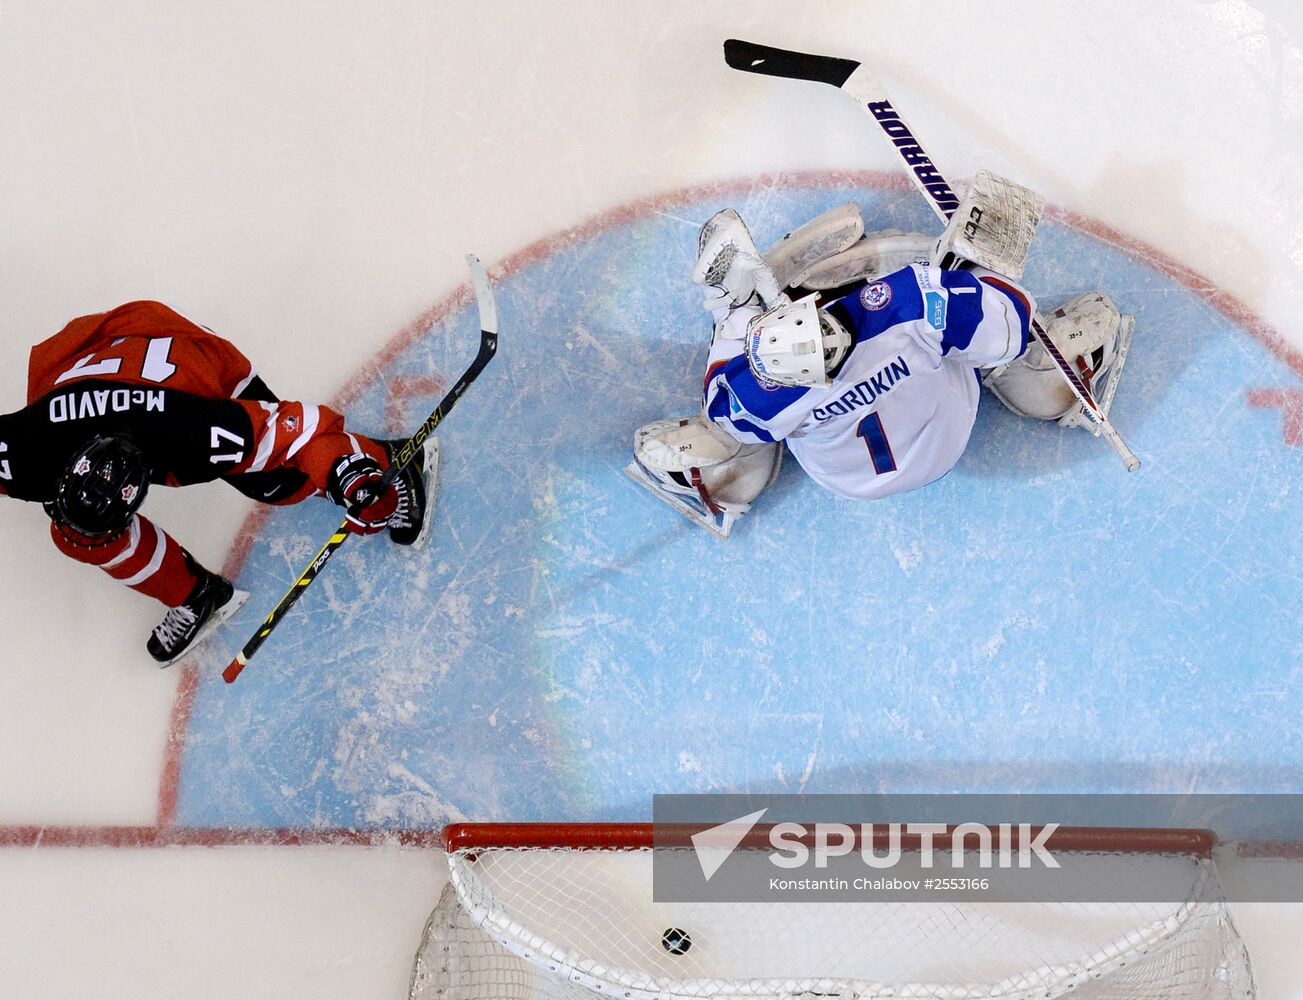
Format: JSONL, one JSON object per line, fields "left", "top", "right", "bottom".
{"left": 408, "top": 823, "right": 1255, "bottom": 1000}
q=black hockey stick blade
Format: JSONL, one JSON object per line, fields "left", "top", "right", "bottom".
{"left": 223, "top": 255, "right": 500, "bottom": 683}
{"left": 723, "top": 38, "right": 860, "bottom": 89}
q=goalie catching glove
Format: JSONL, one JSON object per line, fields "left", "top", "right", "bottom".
{"left": 692, "top": 208, "right": 787, "bottom": 319}
{"left": 931, "top": 170, "right": 1045, "bottom": 279}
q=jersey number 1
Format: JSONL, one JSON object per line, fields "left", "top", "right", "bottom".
{"left": 857, "top": 413, "right": 897, "bottom": 475}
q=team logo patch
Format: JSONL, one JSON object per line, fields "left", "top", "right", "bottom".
{"left": 121, "top": 484, "right": 139, "bottom": 503}
{"left": 860, "top": 281, "right": 892, "bottom": 311}
{"left": 282, "top": 415, "right": 299, "bottom": 432}
{"left": 73, "top": 456, "right": 92, "bottom": 476}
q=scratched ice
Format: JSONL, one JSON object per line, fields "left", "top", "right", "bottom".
{"left": 177, "top": 182, "right": 1303, "bottom": 828}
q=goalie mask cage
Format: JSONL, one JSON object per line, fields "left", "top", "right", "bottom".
{"left": 408, "top": 823, "right": 1255, "bottom": 1000}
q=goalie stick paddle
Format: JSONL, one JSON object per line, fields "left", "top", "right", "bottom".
{"left": 723, "top": 39, "right": 1141, "bottom": 472}
{"left": 222, "top": 255, "right": 500, "bottom": 683}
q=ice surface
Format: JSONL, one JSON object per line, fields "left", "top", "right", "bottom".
{"left": 1, "top": 2, "right": 1301, "bottom": 998}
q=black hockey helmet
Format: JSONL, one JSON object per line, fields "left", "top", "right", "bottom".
{"left": 52, "top": 435, "right": 150, "bottom": 537}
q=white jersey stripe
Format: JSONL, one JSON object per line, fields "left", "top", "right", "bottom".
{"left": 101, "top": 515, "right": 143, "bottom": 569}
{"left": 285, "top": 405, "right": 320, "bottom": 461}
{"left": 229, "top": 366, "right": 258, "bottom": 399}
{"left": 119, "top": 519, "right": 167, "bottom": 587}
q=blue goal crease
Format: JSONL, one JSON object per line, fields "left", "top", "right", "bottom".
{"left": 174, "top": 184, "right": 1303, "bottom": 829}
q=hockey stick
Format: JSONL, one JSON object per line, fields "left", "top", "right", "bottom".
{"left": 723, "top": 39, "right": 1141, "bottom": 472}
{"left": 222, "top": 255, "right": 500, "bottom": 683}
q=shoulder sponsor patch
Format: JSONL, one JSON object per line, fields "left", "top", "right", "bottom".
{"left": 924, "top": 290, "right": 947, "bottom": 330}
{"left": 860, "top": 280, "right": 892, "bottom": 311}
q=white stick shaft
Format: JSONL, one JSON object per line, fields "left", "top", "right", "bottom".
{"left": 839, "top": 66, "right": 1141, "bottom": 471}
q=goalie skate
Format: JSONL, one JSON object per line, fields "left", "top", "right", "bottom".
{"left": 985, "top": 291, "right": 1135, "bottom": 431}
{"left": 624, "top": 417, "right": 782, "bottom": 539}
{"left": 1059, "top": 313, "right": 1135, "bottom": 434}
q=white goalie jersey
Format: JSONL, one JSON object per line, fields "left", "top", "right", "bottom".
{"left": 704, "top": 264, "right": 1035, "bottom": 501}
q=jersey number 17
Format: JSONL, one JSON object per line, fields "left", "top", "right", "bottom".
{"left": 55, "top": 337, "right": 178, "bottom": 385}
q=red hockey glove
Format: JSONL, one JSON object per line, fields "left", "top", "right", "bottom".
{"left": 327, "top": 454, "right": 398, "bottom": 535}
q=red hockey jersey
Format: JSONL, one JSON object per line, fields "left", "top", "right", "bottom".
{"left": 2, "top": 302, "right": 380, "bottom": 503}
{"left": 26, "top": 300, "right": 258, "bottom": 403}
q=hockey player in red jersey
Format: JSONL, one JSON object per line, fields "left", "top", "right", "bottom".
{"left": 0, "top": 301, "right": 438, "bottom": 665}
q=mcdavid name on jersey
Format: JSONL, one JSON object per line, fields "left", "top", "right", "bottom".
{"left": 48, "top": 387, "right": 166, "bottom": 423}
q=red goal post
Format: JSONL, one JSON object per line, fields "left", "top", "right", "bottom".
{"left": 441, "top": 821, "right": 1220, "bottom": 857}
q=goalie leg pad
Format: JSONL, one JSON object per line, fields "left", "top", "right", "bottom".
{"left": 799, "top": 231, "right": 934, "bottom": 290}
{"left": 633, "top": 416, "right": 743, "bottom": 472}
{"left": 627, "top": 417, "right": 782, "bottom": 539}
{"left": 985, "top": 292, "right": 1133, "bottom": 423}
{"left": 760, "top": 202, "right": 864, "bottom": 290}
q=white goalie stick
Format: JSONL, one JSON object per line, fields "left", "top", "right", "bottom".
{"left": 724, "top": 39, "right": 1142, "bottom": 472}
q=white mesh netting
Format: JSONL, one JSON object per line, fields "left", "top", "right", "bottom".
{"left": 408, "top": 838, "right": 1255, "bottom": 1000}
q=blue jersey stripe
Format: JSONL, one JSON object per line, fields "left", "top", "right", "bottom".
{"left": 708, "top": 353, "right": 808, "bottom": 423}
{"left": 832, "top": 267, "right": 926, "bottom": 341}
{"left": 725, "top": 414, "right": 778, "bottom": 443}
{"left": 706, "top": 376, "right": 778, "bottom": 442}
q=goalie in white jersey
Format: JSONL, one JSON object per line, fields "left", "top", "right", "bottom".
{"left": 628, "top": 194, "right": 1134, "bottom": 537}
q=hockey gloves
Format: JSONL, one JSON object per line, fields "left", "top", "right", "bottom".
{"left": 327, "top": 453, "right": 400, "bottom": 535}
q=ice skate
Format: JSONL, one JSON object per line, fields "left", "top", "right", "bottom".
{"left": 147, "top": 562, "right": 248, "bottom": 667}
{"left": 383, "top": 437, "right": 440, "bottom": 549}
{"left": 625, "top": 417, "right": 782, "bottom": 539}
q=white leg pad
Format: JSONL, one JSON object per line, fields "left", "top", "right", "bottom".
{"left": 760, "top": 202, "right": 864, "bottom": 290}
{"left": 985, "top": 292, "right": 1133, "bottom": 423}
{"left": 627, "top": 417, "right": 782, "bottom": 539}
{"left": 634, "top": 417, "right": 743, "bottom": 471}
{"left": 799, "top": 231, "right": 934, "bottom": 290}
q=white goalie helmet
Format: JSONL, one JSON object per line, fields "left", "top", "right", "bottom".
{"left": 744, "top": 295, "right": 852, "bottom": 388}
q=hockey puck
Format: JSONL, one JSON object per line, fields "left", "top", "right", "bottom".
{"left": 661, "top": 927, "right": 692, "bottom": 955}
